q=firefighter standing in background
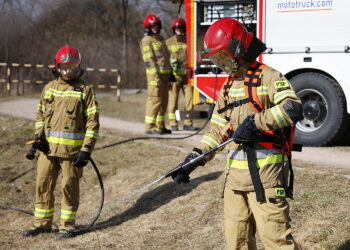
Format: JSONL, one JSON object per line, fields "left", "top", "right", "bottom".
{"left": 166, "top": 18, "right": 198, "bottom": 131}
{"left": 140, "top": 14, "right": 172, "bottom": 135}
{"left": 23, "top": 46, "right": 99, "bottom": 240}
{"left": 171, "top": 18, "right": 303, "bottom": 250}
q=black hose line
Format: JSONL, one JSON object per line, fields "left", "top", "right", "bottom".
{"left": 0, "top": 157, "right": 104, "bottom": 233}
{"left": 95, "top": 104, "right": 214, "bottom": 151}
{"left": 96, "top": 69, "right": 219, "bottom": 151}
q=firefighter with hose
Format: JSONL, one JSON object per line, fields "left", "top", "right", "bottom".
{"left": 23, "top": 46, "right": 100, "bottom": 240}
{"left": 170, "top": 18, "right": 303, "bottom": 249}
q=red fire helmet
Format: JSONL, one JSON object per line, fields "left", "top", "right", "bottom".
{"left": 55, "top": 45, "right": 81, "bottom": 68}
{"left": 144, "top": 14, "right": 161, "bottom": 28}
{"left": 172, "top": 18, "right": 186, "bottom": 33}
{"left": 204, "top": 18, "right": 253, "bottom": 59}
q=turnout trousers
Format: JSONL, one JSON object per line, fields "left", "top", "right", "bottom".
{"left": 34, "top": 153, "right": 83, "bottom": 230}
{"left": 168, "top": 77, "right": 194, "bottom": 127}
{"left": 224, "top": 187, "right": 296, "bottom": 250}
{"left": 145, "top": 73, "right": 170, "bottom": 131}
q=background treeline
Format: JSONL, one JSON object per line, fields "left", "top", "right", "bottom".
{"left": 0, "top": 0, "right": 182, "bottom": 89}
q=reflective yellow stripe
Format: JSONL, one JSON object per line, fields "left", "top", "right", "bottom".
{"left": 85, "top": 130, "right": 98, "bottom": 139}
{"left": 229, "top": 86, "right": 269, "bottom": 98}
{"left": 156, "top": 115, "right": 165, "bottom": 122}
{"left": 146, "top": 68, "right": 157, "bottom": 74}
{"left": 274, "top": 90, "right": 298, "bottom": 104}
{"left": 46, "top": 136, "right": 84, "bottom": 146}
{"left": 35, "top": 121, "right": 44, "bottom": 128}
{"left": 227, "top": 154, "right": 283, "bottom": 169}
{"left": 152, "top": 41, "right": 164, "bottom": 51}
{"left": 35, "top": 207, "right": 54, "bottom": 218}
{"left": 84, "top": 106, "right": 99, "bottom": 116}
{"left": 143, "top": 45, "right": 151, "bottom": 51}
{"left": 168, "top": 44, "right": 187, "bottom": 52}
{"left": 158, "top": 69, "right": 171, "bottom": 74}
{"left": 37, "top": 104, "right": 45, "bottom": 112}
{"left": 143, "top": 52, "right": 153, "bottom": 60}
{"left": 211, "top": 114, "right": 227, "bottom": 127}
{"left": 149, "top": 81, "right": 158, "bottom": 86}
{"left": 173, "top": 71, "right": 187, "bottom": 76}
{"left": 145, "top": 116, "right": 156, "bottom": 124}
{"left": 201, "top": 136, "right": 219, "bottom": 148}
{"left": 271, "top": 106, "right": 289, "bottom": 128}
{"left": 61, "top": 209, "right": 76, "bottom": 220}
{"left": 45, "top": 88, "right": 85, "bottom": 100}
{"left": 168, "top": 113, "right": 176, "bottom": 119}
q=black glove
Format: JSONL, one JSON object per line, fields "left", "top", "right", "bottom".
{"left": 169, "top": 73, "right": 176, "bottom": 82}
{"left": 72, "top": 151, "right": 91, "bottom": 168}
{"left": 35, "top": 135, "right": 49, "bottom": 154}
{"left": 171, "top": 150, "right": 206, "bottom": 184}
{"left": 232, "top": 115, "right": 259, "bottom": 144}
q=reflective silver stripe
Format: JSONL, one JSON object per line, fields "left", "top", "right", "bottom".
{"left": 274, "top": 90, "right": 298, "bottom": 104}
{"left": 227, "top": 149, "right": 281, "bottom": 160}
{"left": 45, "top": 131, "right": 85, "bottom": 140}
{"left": 211, "top": 114, "right": 227, "bottom": 127}
{"left": 271, "top": 106, "right": 289, "bottom": 128}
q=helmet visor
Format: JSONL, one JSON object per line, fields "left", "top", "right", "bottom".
{"left": 209, "top": 50, "right": 237, "bottom": 74}
{"left": 58, "top": 63, "right": 80, "bottom": 70}
{"left": 58, "top": 63, "right": 80, "bottom": 80}
{"left": 228, "top": 38, "right": 245, "bottom": 58}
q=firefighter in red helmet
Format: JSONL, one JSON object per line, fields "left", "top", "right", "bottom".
{"left": 171, "top": 18, "right": 303, "bottom": 249}
{"left": 166, "top": 18, "right": 198, "bottom": 131}
{"left": 141, "top": 14, "right": 172, "bottom": 134}
{"left": 23, "top": 45, "right": 99, "bottom": 240}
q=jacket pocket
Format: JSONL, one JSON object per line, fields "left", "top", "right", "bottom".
{"left": 64, "top": 98, "right": 84, "bottom": 131}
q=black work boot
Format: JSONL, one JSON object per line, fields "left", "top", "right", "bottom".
{"left": 145, "top": 130, "right": 163, "bottom": 135}
{"left": 23, "top": 226, "right": 51, "bottom": 237}
{"left": 55, "top": 229, "right": 74, "bottom": 240}
{"left": 183, "top": 125, "right": 199, "bottom": 131}
{"left": 161, "top": 128, "right": 172, "bottom": 134}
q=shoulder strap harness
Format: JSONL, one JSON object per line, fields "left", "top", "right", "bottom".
{"left": 217, "top": 62, "right": 300, "bottom": 202}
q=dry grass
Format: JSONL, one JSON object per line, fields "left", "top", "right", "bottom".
{"left": 97, "top": 91, "right": 210, "bottom": 129}
{"left": 0, "top": 115, "right": 350, "bottom": 249}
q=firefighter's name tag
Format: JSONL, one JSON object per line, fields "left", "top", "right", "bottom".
{"left": 274, "top": 80, "right": 290, "bottom": 89}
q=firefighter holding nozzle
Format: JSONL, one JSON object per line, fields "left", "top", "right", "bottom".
{"left": 171, "top": 18, "right": 303, "bottom": 249}
{"left": 23, "top": 46, "right": 100, "bottom": 240}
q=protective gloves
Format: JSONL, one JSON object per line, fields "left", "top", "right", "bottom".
{"left": 35, "top": 135, "right": 49, "bottom": 154}
{"left": 171, "top": 149, "right": 206, "bottom": 184}
{"left": 232, "top": 115, "right": 260, "bottom": 144}
{"left": 72, "top": 151, "right": 91, "bottom": 168}
{"left": 169, "top": 73, "right": 176, "bottom": 82}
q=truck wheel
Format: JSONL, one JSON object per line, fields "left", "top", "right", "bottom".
{"left": 289, "top": 72, "right": 350, "bottom": 146}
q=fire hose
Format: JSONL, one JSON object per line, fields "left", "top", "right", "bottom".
{"left": 1, "top": 142, "right": 104, "bottom": 234}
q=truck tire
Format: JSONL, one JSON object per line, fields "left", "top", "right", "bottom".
{"left": 289, "top": 72, "right": 350, "bottom": 146}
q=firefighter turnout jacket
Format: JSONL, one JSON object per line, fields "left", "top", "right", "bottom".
{"left": 140, "top": 34, "right": 171, "bottom": 86}
{"left": 166, "top": 34, "right": 195, "bottom": 127}
{"left": 196, "top": 62, "right": 302, "bottom": 191}
{"left": 166, "top": 34, "right": 187, "bottom": 80}
{"left": 35, "top": 77, "right": 99, "bottom": 157}
{"left": 140, "top": 33, "right": 171, "bottom": 131}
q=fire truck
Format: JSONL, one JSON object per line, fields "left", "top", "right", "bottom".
{"left": 176, "top": 0, "right": 350, "bottom": 146}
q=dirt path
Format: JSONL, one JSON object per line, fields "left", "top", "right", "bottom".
{"left": 1, "top": 98, "right": 349, "bottom": 175}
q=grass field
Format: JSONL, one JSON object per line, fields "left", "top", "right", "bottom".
{"left": 0, "top": 113, "right": 350, "bottom": 249}
{"left": 97, "top": 91, "right": 210, "bottom": 129}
